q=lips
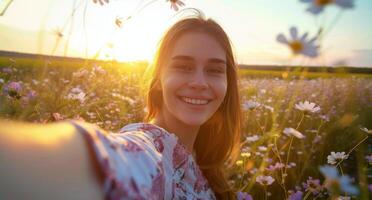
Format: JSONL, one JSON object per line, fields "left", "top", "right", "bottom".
{"left": 179, "top": 96, "right": 211, "bottom": 105}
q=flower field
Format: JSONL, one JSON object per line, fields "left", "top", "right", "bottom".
{"left": 1, "top": 0, "right": 372, "bottom": 199}
{"left": 1, "top": 56, "right": 371, "bottom": 199}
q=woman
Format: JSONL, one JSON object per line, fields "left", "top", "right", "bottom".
{"left": 0, "top": 15, "right": 241, "bottom": 199}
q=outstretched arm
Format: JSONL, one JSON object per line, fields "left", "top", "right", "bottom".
{"left": 0, "top": 121, "right": 105, "bottom": 200}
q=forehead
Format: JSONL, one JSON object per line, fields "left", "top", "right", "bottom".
{"left": 169, "top": 32, "right": 226, "bottom": 62}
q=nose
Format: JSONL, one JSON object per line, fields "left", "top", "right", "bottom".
{"left": 188, "top": 70, "right": 208, "bottom": 90}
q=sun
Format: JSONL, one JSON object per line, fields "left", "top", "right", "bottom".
{"left": 78, "top": 2, "right": 174, "bottom": 62}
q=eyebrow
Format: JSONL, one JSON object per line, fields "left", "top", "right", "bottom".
{"left": 171, "top": 55, "right": 226, "bottom": 64}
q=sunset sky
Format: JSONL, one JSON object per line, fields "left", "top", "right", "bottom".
{"left": 0, "top": 0, "right": 371, "bottom": 67}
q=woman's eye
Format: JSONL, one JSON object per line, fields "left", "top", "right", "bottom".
{"left": 173, "top": 65, "right": 192, "bottom": 71}
{"left": 207, "top": 67, "right": 225, "bottom": 74}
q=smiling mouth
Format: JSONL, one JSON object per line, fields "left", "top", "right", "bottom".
{"left": 180, "top": 96, "right": 210, "bottom": 105}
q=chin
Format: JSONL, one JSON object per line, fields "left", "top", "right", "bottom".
{"left": 178, "top": 115, "right": 209, "bottom": 127}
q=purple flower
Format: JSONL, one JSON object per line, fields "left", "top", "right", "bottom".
{"left": 2, "top": 67, "right": 12, "bottom": 74}
{"left": 365, "top": 154, "right": 372, "bottom": 164}
{"left": 23, "top": 90, "right": 38, "bottom": 102}
{"left": 288, "top": 191, "right": 303, "bottom": 200}
{"left": 27, "top": 90, "right": 37, "bottom": 99}
{"left": 3, "top": 81, "right": 22, "bottom": 99}
{"left": 267, "top": 162, "right": 285, "bottom": 171}
{"left": 237, "top": 192, "right": 253, "bottom": 200}
{"left": 302, "top": 176, "right": 322, "bottom": 194}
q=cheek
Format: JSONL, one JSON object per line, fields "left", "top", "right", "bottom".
{"left": 160, "top": 75, "right": 180, "bottom": 100}
{"left": 214, "top": 79, "right": 228, "bottom": 100}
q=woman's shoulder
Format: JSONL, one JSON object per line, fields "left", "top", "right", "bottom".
{"left": 71, "top": 121, "right": 167, "bottom": 199}
{"left": 118, "top": 123, "right": 180, "bottom": 152}
{"left": 119, "top": 122, "right": 170, "bottom": 138}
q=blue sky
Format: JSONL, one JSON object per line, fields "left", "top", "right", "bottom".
{"left": 0, "top": 0, "right": 371, "bottom": 67}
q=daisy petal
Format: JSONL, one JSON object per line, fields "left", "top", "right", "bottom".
{"left": 276, "top": 34, "right": 289, "bottom": 44}
{"left": 308, "top": 36, "right": 317, "bottom": 44}
{"left": 300, "top": 32, "right": 308, "bottom": 42}
{"left": 307, "top": 6, "right": 323, "bottom": 14}
{"left": 335, "top": 0, "right": 354, "bottom": 8}
{"left": 290, "top": 27, "right": 298, "bottom": 40}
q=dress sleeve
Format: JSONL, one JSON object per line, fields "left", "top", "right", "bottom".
{"left": 71, "top": 122, "right": 165, "bottom": 200}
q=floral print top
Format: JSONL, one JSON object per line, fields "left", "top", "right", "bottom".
{"left": 72, "top": 122, "right": 216, "bottom": 200}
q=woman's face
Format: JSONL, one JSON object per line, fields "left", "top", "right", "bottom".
{"left": 159, "top": 32, "right": 227, "bottom": 127}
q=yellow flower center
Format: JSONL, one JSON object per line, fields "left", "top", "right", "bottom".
{"left": 289, "top": 40, "right": 303, "bottom": 54}
{"left": 315, "top": 0, "right": 334, "bottom": 6}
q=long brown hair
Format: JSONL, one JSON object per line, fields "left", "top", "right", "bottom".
{"left": 144, "top": 15, "right": 241, "bottom": 199}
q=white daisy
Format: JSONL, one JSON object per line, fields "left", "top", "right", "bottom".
{"left": 246, "top": 135, "right": 260, "bottom": 143}
{"left": 263, "top": 105, "right": 274, "bottom": 112}
{"left": 283, "top": 128, "right": 305, "bottom": 139}
{"left": 66, "top": 87, "right": 86, "bottom": 103}
{"left": 300, "top": 0, "right": 354, "bottom": 15}
{"left": 258, "top": 146, "right": 268, "bottom": 152}
{"left": 167, "top": 0, "right": 185, "bottom": 11}
{"left": 277, "top": 27, "right": 319, "bottom": 58}
{"left": 295, "top": 101, "right": 321, "bottom": 113}
{"left": 360, "top": 127, "right": 372, "bottom": 134}
{"left": 327, "top": 151, "right": 348, "bottom": 165}
{"left": 242, "top": 100, "right": 261, "bottom": 111}
{"left": 337, "top": 196, "right": 351, "bottom": 200}
{"left": 256, "top": 175, "right": 275, "bottom": 186}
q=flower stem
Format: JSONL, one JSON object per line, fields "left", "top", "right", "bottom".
{"left": 336, "top": 135, "right": 369, "bottom": 167}
{"left": 339, "top": 165, "right": 344, "bottom": 176}
{"left": 302, "top": 190, "right": 312, "bottom": 200}
{"left": 283, "top": 136, "right": 294, "bottom": 183}
{"left": 297, "top": 120, "right": 324, "bottom": 183}
{"left": 283, "top": 113, "right": 304, "bottom": 185}
{"left": 254, "top": 114, "right": 265, "bottom": 134}
{"left": 296, "top": 113, "right": 305, "bottom": 130}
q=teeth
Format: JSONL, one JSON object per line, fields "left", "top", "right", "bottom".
{"left": 181, "top": 97, "right": 209, "bottom": 105}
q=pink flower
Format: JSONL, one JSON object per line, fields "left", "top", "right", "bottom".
{"left": 256, "top": 175, "right": 275, "bottom": 186}
{"left": 52, "top": 113, "right": 64, "bottom": 121}
{"left": 267, "top": 162, "right": 285, "bottom": 171}
{"left": 93, "top": 65, "right": 107, "bottom": 74}
{"left": 167, "top": 0, "right": 185, "bottom": 11}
